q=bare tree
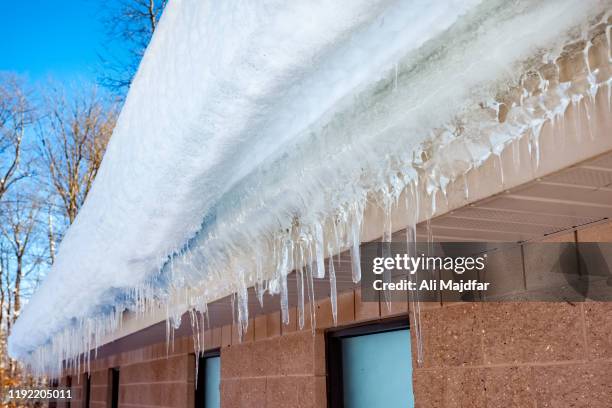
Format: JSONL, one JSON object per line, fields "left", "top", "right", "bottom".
{"left": 47, "top": 207, "right": 56, "bottom": 264}
{"left": 39, "top": 87, "right": 117, "bottom": 225}
{"left": 99, "top": 0, "right": 168, "bottom": 93}
{"left": 0, "top": 75, "right": 33, "bottom": 202}
{"left": 0, "top": 196, "right": 42, "bottom": 322}
{"left": 0, "top": 242, "right": 9, "bottom": 330}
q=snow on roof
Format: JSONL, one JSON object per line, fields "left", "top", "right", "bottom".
{"left": 9, "top": 0, "right": 610, "bottom": 374}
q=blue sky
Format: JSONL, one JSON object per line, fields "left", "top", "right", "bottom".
{"left": 0, "top": 0, "right": 125, "bottom": 84}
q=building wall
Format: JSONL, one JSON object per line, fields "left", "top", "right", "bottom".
{"left": 411, "top": 222, "right": 612, "bottom": 407}
{"left": 60, "top": 340, "right": 195, "bottom": 408}
{"left": 60, "top": 220, "right": 612, "bottom": 407}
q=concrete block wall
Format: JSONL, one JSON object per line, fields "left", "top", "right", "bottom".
{"left": 60, "top": 338, "right": 195, "bottom": 408}
{"left": 412, "top": 301, "right": 612, "bottom": 407}
{"left": 59, "top": 220, "right": 612, "bottom": 407}
{"left": 412, "top": 220, "right": 612, "bottom": 408}
{"left": 220, "top": 331, "right": 326, "bottom": 407}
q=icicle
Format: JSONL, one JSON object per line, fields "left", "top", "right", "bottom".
{"left": 349, "top": 204, "right": 363, "bottom": 283}
{"left": 165, "top": 305, "right": 171, "bottom": 357}
{"left": 190, "top": 309, "right": 201, "bottom": 383}
{"left": 405, "top": 182, "right": 425, "bottom": 367}
{"left": 383, "top": 199, "right": 393, "bottom": 243}
{"left": 297, "top": 264, "right": 305, "bottom": 330}
{"left": 530, "top": 122, "right": 543, "bottom": 170}
{"left": 279, "top": 274, "right": 289, "bottom": 326}
{"left": 382, "top": 240, "right": 393, "bottom": 313}
{"left": 305, "top": 254, "right": 317, "bottom": 334}
{"left": 314, "top": 223, "right": 326, "bottom": 279}
{"left": 236, "top": 267, "right": 250, "bottom": 341}
{"left": 328, "top": 247, "right": 338, "bottom": 326}
{"left": 277, "top": 239, "right": 291, "bottom": 325}
{"left": 407, "top": 222, "right": 425, "bottom": 367}
{"left": 255, "top": 253, "right": 265, "bottom": 308}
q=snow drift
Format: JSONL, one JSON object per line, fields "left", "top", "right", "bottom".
{"left": 9, "top": 0, "right": 612, "bottom": 374}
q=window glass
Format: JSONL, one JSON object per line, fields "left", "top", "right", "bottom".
{"left": 197, "top": 354, "right": 221, "bottom": 408}
{"left": 204, "top": 356, "right": 221, "bottom": 408}
{"left": 341, "top": 329, "right": 414, "bottom": 407}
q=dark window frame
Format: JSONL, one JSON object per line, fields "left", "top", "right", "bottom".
{"left": 66, "top": 375, "right": 72, "bottom": 408}
{"left": 49, "top": 378, "right": 59, "bottom": 408}
{"left": 194, "top": 348, "right": 221, "bottom": 408}
{"left": 83, "top": 373, "right": 91, "bottom": 408}
{"left": 108, "top": 367, "right": 120, "bottom": 408}
{"left": 325, "top": 316, "right": 410, "bottom": 408}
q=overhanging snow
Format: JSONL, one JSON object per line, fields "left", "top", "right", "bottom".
{"left": 9, "top": 0, "right": 611, "bottom": 374}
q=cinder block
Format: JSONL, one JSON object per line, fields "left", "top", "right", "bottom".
{"left": 120, "top": 355, "right": 190, "bottom": 384}
{"left": 89, "top": 385, "right": 108, "bottom": 403}
{"left": 221, "top": 378, "right": 266, "bottom": 408}
{"left": 159, "top": 382, "right": 192, "bottom": 408}
{"left": 297, "top": 376, "right": 326, "bottom": 408}
{"left": 221, "top": 324, "right": 232, "bottom": 347}
{"left": 249, "top": 337, "right": 280, "bottom": 377}
{"left": 265, "top": 376, "right": 298, "bottom": 408}
{"left": 412, "top": 369, "right": 444, "bottom": 408}
{"left": 220, "top": 378, "right": 240, "bottom": 408}
{"left": 278, "top": 331, "right": 319, "bottom": 376}
{"left": 482, "top": 302, "right": 586, "bottom": 364}
{"left": 313, "top": 298, "right": 333, "bottom": 329}
{"left": 89, "top": 370, "right": 107, "bottom": 386}
{"left": 329, "top": 290, "right": 356, "bottom": 326}
{"left": 583, "top": 302, "right": 612, "bottom": 360}
{"left": 211, "top": 326, "right": 223, "bottom": 349}
{"left": 483, "top": 366, "right": 535, "bottom": 407}
{"left": 532, "top": 362, "right": 612, "bottom": 407}
{"left": 354, "top": 288, "right": 380, "bottom": 322}
{"left": 254, "top": 314, "right": 268, "bottom": 341}
{"left": 203, "top": 328, "right": 213, "bottom": 349}
{"left": 120, "top": 383, "right": 159, "bottom": 405}
{"left": 413, "top": 367, "right": 486, "bottom": 408}
{"left": 415, "top": 303, "right": 484, "bottom": 368}
{"left": 267, "top": 311, "right": 281, "bottom": 337}
{"left": 221, "top": 343, "right": 251, "bottom": 379}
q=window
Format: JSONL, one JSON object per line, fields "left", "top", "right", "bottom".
{"left": 66, "top": 375, "right": 72, "bottom": 408}
{"left": 326, "top": 318, "right": 414, "bottom": 407}
{"left": 49, "top": 379, "right": 59, "bottom": 408}
{"left": 82, "top": 373, "right": 90, "bottom": 408}
{"left": 109, "top": 368, "right": 120, "bottom": 408}
{"left": 195, "top": 350, "right": 221, "bottom": 408}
